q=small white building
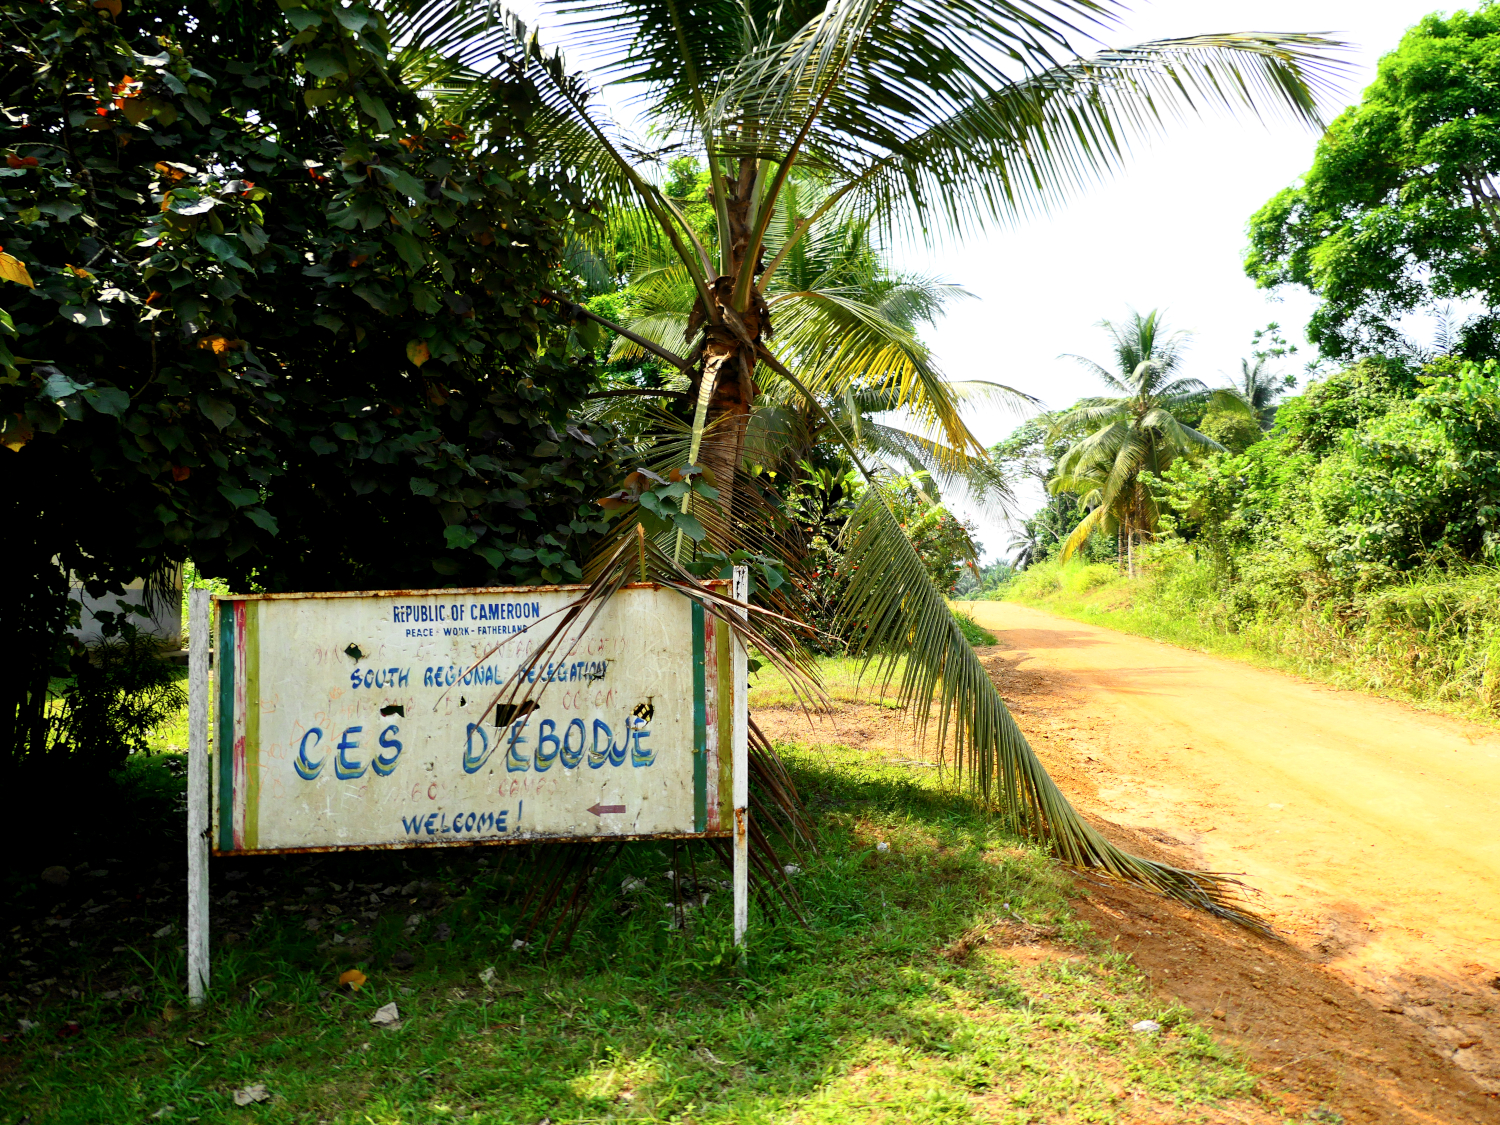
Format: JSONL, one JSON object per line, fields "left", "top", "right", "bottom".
{"left": 69, "top": 568, "right": 183, "bottom": 647}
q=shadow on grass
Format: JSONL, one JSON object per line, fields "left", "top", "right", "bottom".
{"left": 0, "top": 745, "right": 1255, "bottom": 1124}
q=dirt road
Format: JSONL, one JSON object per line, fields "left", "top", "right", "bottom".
{"left": 961, "top": 600, "right": 1500, "bottom": 1113}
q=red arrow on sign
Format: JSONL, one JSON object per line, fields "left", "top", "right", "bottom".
{"left": 587, "top": 803, "right": 626, "bottom": 816}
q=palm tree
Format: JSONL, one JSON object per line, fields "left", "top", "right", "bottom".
{"left": 593, "top": 197, "right": 1021, "bottom": 507}
{"left": 1050, "top": 309, "right": 1246, "bottom": 577}
{"left": 1231, "top": 356, "right": 1296, "bottom": 429}
{"left": 382, "top": 0, "right": 1340, "bottom": 921}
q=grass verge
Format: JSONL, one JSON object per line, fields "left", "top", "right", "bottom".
{"left": 0, "top": 741, "right": 1256, "bottom": 1124}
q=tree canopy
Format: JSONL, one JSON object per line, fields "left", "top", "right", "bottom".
{"left": 1246, "top": 3, "right": 1500, "bottom": 359}
{"left": 0, "top": 0, "right": 617, "bottom": 787}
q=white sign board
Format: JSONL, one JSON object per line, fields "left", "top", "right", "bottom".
{"left": 210, "top": 583, "right": 738, "bottom": 855}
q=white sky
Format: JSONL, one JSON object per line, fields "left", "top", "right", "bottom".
{"left": 895, "top": 1, "right": 1446, "bottom": 560}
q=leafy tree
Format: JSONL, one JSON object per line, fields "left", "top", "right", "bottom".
{"left": 1158, "top": 357, "right": 1500, "bottom": 602}
{"left": 1049, "top": 310, "right": 1240, "bottom": 575}
{"left": 1246, "top": 4, "right": 1500, "bottom": 358}
{"left": 0, "top": 0, "right": 614, "bottom": 791}
{"left": 1197, "top": 406, "right": 1264, "bottom": 453}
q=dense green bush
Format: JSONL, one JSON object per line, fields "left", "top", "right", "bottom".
{"left": 1157, "top": 358, "right": 1500, "bottom": 597}
{"left": 1, "top": 0, "right": 619, "bottom": 798}
{"left": 951, "top": 610, "right": 997, "bottom": 646}
{"left": 1083, "top": 356, "right": 1500, "bottom": 714}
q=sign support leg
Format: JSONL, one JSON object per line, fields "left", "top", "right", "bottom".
{"left": 187, "top": 588, "right": 211, "bottom": 1005}
{"left": 731, "top": 567, "right": 749, "bottom": 953}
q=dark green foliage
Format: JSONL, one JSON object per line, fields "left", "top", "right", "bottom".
{"left": 1155, "top": 358, "right": 1500, "bottom": 604}
{"left": 1245, "top": 4, "right": 1500, "bottom": 358}
{"left": 47, "top": 627, "right": 187, "bottom": 777}
{"left": 782, "top": 460, "right": 862, "bottom": 653}
{"left": 0, "top": 0, "right": 618, "bottom": 795}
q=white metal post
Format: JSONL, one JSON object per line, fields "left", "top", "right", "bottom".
{"left": 731, "top": 566, "right": 749, "bottom": 951}
{"left": 187, "top": 588, "right": 211, "bottom": 1005}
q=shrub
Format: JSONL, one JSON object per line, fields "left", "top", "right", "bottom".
{"left": 952, "top": 610, "right": 997, "bottom": 646}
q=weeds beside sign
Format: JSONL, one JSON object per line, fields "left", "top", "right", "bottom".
{"left": 210, "top": 583, "right": 738, "bottom": 855}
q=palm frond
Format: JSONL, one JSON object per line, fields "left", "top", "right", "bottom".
{"left": 837, "top": 479, "right": 1265, "bottom": 928}
{"left": 739, "top": 27, "right": 1346, "bottom": 245}
{"left": 1057, "top": 493, "right": 1112, "bottom": 561}
{"left": 766, "top": 289, "right": 978, "bottom": 452}
{"left": 947, "top": 379, "right": 1045, "bottom": 417}
{"left": 857, "top": 421, "right": 1015, "bottom": 516}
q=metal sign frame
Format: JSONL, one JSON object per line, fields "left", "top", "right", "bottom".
{"left": 184, "top": 571, "right": 750, "bottom": 1004}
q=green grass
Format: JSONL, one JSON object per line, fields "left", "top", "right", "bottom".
{"left": 0, "top": 741, "right": 1258, "bottom": 1124}
{"left": 952, "top": 610, "right": 998, "bottom": 647}
{"left": 747, "top": 655, "right": 907, "bottom": 710}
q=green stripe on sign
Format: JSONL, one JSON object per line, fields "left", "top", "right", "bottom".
{"left": 692, "top": 600, "right": 707, "bottom": 833}
{"left": 242, "top": 600, "right": 259, "bottom": 851}
{"left": 217, "top": 600, "right": 236, "bottom": 852}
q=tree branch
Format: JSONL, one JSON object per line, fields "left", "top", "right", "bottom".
{"left": 583, "top": 387, "right": 688, "bottom": 400}
{"left": 562, "top": 300, "right": 694, "bottom": 372}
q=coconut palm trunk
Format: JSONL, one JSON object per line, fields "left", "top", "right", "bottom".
{"left": 384, "top": 0, "right": 1340, "bottom": 924}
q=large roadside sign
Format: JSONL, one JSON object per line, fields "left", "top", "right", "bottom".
{"left": 209, "top": 582, "right": 738, "bottom": 855}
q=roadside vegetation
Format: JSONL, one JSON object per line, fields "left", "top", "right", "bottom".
{"left": 991, "top": 7, "right": 1500, "bottom": 725}
{"left": 0, "top": 741, "right": 1255, "bottom": 1125}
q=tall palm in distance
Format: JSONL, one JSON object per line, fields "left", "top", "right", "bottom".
{"left": 1232, "top": 356, "right": 1298, "bottom": 429}
{"left": 1050, "top": 309, "right": 1247, "bottom": 577}
{"left": 380, "top": 0, "right": 1344, "bottom": 920}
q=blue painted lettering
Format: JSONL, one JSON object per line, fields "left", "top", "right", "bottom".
{"left": 294, "top": 728, "right": 325, "bottom": 780}
{"left": 462, "top": 723, "right": 492, "bottom": 774}
{"left": 560, "top": 718, "right": 585, "bottom": 769}
{"left": 589, "top": 720, "right": 614, "bottom": 769}
{"left": 534, "top": 719, "right": 559, "bottom": 771}
{"left": 372, "top": 725, "right": 402, "bottom": 776}
{"left": 425, "top": 812, "right": 438, "bottom": 834}
{"left": 335, "top": 726, "right": 366, "bottom": 780}
{"left": 504, "top": 719, "right": 530, "bottom": 772}
{"left": 631, "top": 724, "right": 655, "bottom": 767}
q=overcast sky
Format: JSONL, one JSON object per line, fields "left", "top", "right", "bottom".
{"left": 893, "top": 1, "right": 1447, "bottom": 560}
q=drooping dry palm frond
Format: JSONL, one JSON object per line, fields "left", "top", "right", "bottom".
{"left": 836, "top": 478, "right": 1267, "bottom": 931}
